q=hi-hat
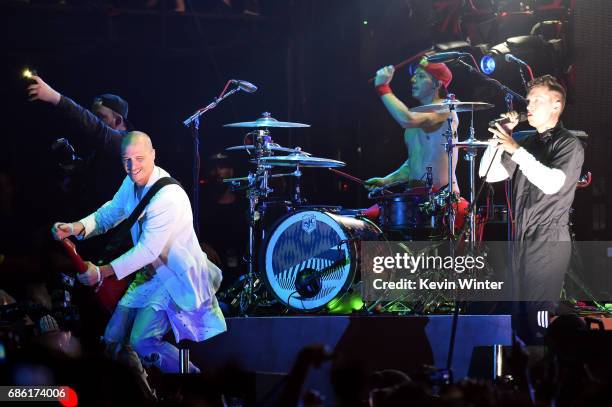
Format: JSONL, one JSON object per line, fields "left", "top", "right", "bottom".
{"left": 224, "top": 112, "right": 310, "bottom": 128}
{"left": 226, "top": 144, "right": 311, "bottom": 156}
{"left": 412, "top": 101, "right": 494, "bottom": 113}
{"left": 255, "top": 154, "right": 346, "bottom": 168}
{"left": 452, "top": 139, "right": 494, "bottom": 149}
{"left": 222, "top": 176, "right": 250, "bottom": 184}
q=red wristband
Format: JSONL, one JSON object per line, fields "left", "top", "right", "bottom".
{"left": 375, "top": 84, "right": 392, "bottom": 96}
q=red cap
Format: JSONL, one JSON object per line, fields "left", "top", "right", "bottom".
{"left": 419, "top": 57, "right": 452, "bottom": 89}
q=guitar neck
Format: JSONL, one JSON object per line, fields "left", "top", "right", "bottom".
{"left": 60, "top": 238, "right": 88, "bottom": 273}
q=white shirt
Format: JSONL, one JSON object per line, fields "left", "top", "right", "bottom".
{"left": 479, "top": 145, "right": 566, "bottom": 194}
{"left": 79, "top": 166, "right": 226, "bottom": 341}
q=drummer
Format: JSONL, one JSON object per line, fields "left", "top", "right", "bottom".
{"left": 365, "top": 57, "right": 459, "bottom": 194}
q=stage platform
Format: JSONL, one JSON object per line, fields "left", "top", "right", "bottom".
{"left": 189, "top": 314, "right": 512, "bottom": 403}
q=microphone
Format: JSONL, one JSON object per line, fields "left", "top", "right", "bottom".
{"left": 504, "top": 54, "right": 529, "bottom": 67}
{"left": 426, "top": 52, "right": 471, "bottom": 63}
{"left": 231, "top": 79, "right": 258, "bottom": 93}
{"left": 488, "top": 112, "right": 528, "bottom": 128}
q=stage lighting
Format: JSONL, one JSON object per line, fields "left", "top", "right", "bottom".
{"left": 326, "top": 290, "right": 363, "bottom": 314}
{"left": 477, "top": 34, "right": 565, "bottom": 78}
{"left": 478, "top": 40, "right": 513, "bottom": 76}
{"left": 480, "top": 55, "right": 496, "bottom": 74}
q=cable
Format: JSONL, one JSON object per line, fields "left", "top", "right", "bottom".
{"left": 504, "top": 180, "right": 515, "bottom": 237}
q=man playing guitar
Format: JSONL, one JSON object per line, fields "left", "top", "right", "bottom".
{"left": 52, "top": 132, "right": 225, "bottom": 384}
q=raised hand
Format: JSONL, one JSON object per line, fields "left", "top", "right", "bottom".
{"left": 374, "top": 65, "right": 395, "bottom": 87}
{"left": 27, "top": 75, "right": 61, "bottom": 105}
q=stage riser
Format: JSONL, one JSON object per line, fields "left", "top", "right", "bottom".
{"left": 189, "top": 315, "right": 511, "bottom": 403}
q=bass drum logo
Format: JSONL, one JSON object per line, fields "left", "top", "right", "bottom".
{"left": 301, "top": 213, "right": 317, "bottom": 234}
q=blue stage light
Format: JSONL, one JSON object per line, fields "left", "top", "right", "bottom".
{"left": 480, "top": 55, "right": 496, "bottom": 75}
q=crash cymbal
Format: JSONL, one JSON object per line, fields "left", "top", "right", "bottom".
{"left": 412, "top": 101, "right": 494, "bottom": 113}
{"left": 223, "top": 112, "right": 310, "bottom": 128}
{"left": 226, "top": 144, "right": 312, "bottom": 156}
{"left": 255, "top": 154, "right": 346, "bottom": 168}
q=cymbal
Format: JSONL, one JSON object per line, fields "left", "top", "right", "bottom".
{"left": 223, "top": 112, "right": 310, "bottom": 128}
{"left": 226, "top": 144, "right": 312, "bottom": 156}
{"left": 412, "top": 101, "right": 494, "bottom": 113}
{"left": 222, "top": 176, "right": 250, "bottom": 184}
{"left": 255, "top": 154, "right": 346, "bottom": 168}
{"left": 452, "top": 139, "right": 494, "bottom": 149}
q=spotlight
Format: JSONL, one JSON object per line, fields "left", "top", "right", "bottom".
{"left": 478, "top": 34, "right": 565, "bottom": 78}
{"left": 480, "top": 55, "right": 496, "bottom": 75}
{"left": 478, "top": 41, "right": 512, "bottom": 76}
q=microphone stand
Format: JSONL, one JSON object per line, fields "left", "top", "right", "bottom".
{"left": 455, "top": 58, "right": 524, "bottom": 240}
{"left": 456, "top": 60, "right": 526, "bottom": 104}
{"left": 444, "top": 72, "right": 521, "bottom": 379}
{"left": 442, "top": 95, "right": 459, "bottom": 383}
{"left": 182, "top": 86, "right": 241, "bottom": 236}
{"left": 442, "top": 60, "right": 524, "bottom": 379}
{"left": 517, "top": 67, "right": 530, "bottom": 93}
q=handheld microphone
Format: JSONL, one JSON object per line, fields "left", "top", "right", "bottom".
{"left": 426, "top": 52, "right": 471, "bottom": 63}
{"left": 231, "top": 80, "right": 258, "bottom": 93}
{"left": 488, "top": 112, "right": 528, "bottom": 128}
{"left": 504, "top": 54, "right": 529, "bottom": 67}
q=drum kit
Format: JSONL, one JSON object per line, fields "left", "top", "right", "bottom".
{"left": 218, "top": 98, "right": 496, "bottom": 315}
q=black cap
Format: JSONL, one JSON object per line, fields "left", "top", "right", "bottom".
{"left": 93, "top": 94, "right": 133, "bottom": 130}
{"left": 93, "top": 94, "right": 129, "bottom": 118}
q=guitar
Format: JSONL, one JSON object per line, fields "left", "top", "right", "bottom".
{"left": 60, "top": 238, "right": 129, "bottom": 313}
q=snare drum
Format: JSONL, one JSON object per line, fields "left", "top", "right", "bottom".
{"left": 378, "top": 193, "right": 436, "bottom": 233}
{"left": 259, "top": 210, "right": 383, "bottom": 311}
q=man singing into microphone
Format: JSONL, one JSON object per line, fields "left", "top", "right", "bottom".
{"left": 365, "top": 57, "right": 459, "bottom": 193}
{"left": 479, "top": 75, "right": 584, "bottom": 341}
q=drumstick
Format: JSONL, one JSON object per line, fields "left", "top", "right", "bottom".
{"left": 367, "top": 47, "right": 433, "bottom": 83}
{"left": 328, "top": 168, "right": 393, "bottom": 194}
{"left": 328, "top": 168, "right": 364, "bottom": 184}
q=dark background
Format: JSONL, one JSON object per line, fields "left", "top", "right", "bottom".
{"left": 1, "top": 0, "right": 610, "bottom": 243}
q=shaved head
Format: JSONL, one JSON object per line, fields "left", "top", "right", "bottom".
{"left": 121, "top": 131, "right": 153, "bottom": 152}
{"left": 121, "top": 131, "right": 156, "bottom": 187}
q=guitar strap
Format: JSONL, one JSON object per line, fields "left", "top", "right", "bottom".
{"left": 104, "top": 177, "right": 182, "bottom": 258}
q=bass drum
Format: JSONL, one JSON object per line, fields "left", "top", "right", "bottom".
{"left": 260, "top": 210, "right": 383, "bottom": 311}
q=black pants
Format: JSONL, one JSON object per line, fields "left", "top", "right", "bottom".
{"left": 513, "top": 225, "right": 572, "bottom": 344}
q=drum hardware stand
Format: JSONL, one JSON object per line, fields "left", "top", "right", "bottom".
{"left": 463, "top": 108, "right": 479, "bottom": 245}
{"left": 235, "top": 129, "right": 276, "bottom": 314}
{"left": 445, "top": 142, "right": 504, "bottom": 380}
{"left": 443, "top": 96, "right": 489, "bottom": 382}
{"left": 235, "top": 135, "right": 309, "bottom": 314}
{"left": 292, "top": 165, "right": 303, "bottom": 205}
{"left": 444, "top": 95, "right": 457, "bottom": 240}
